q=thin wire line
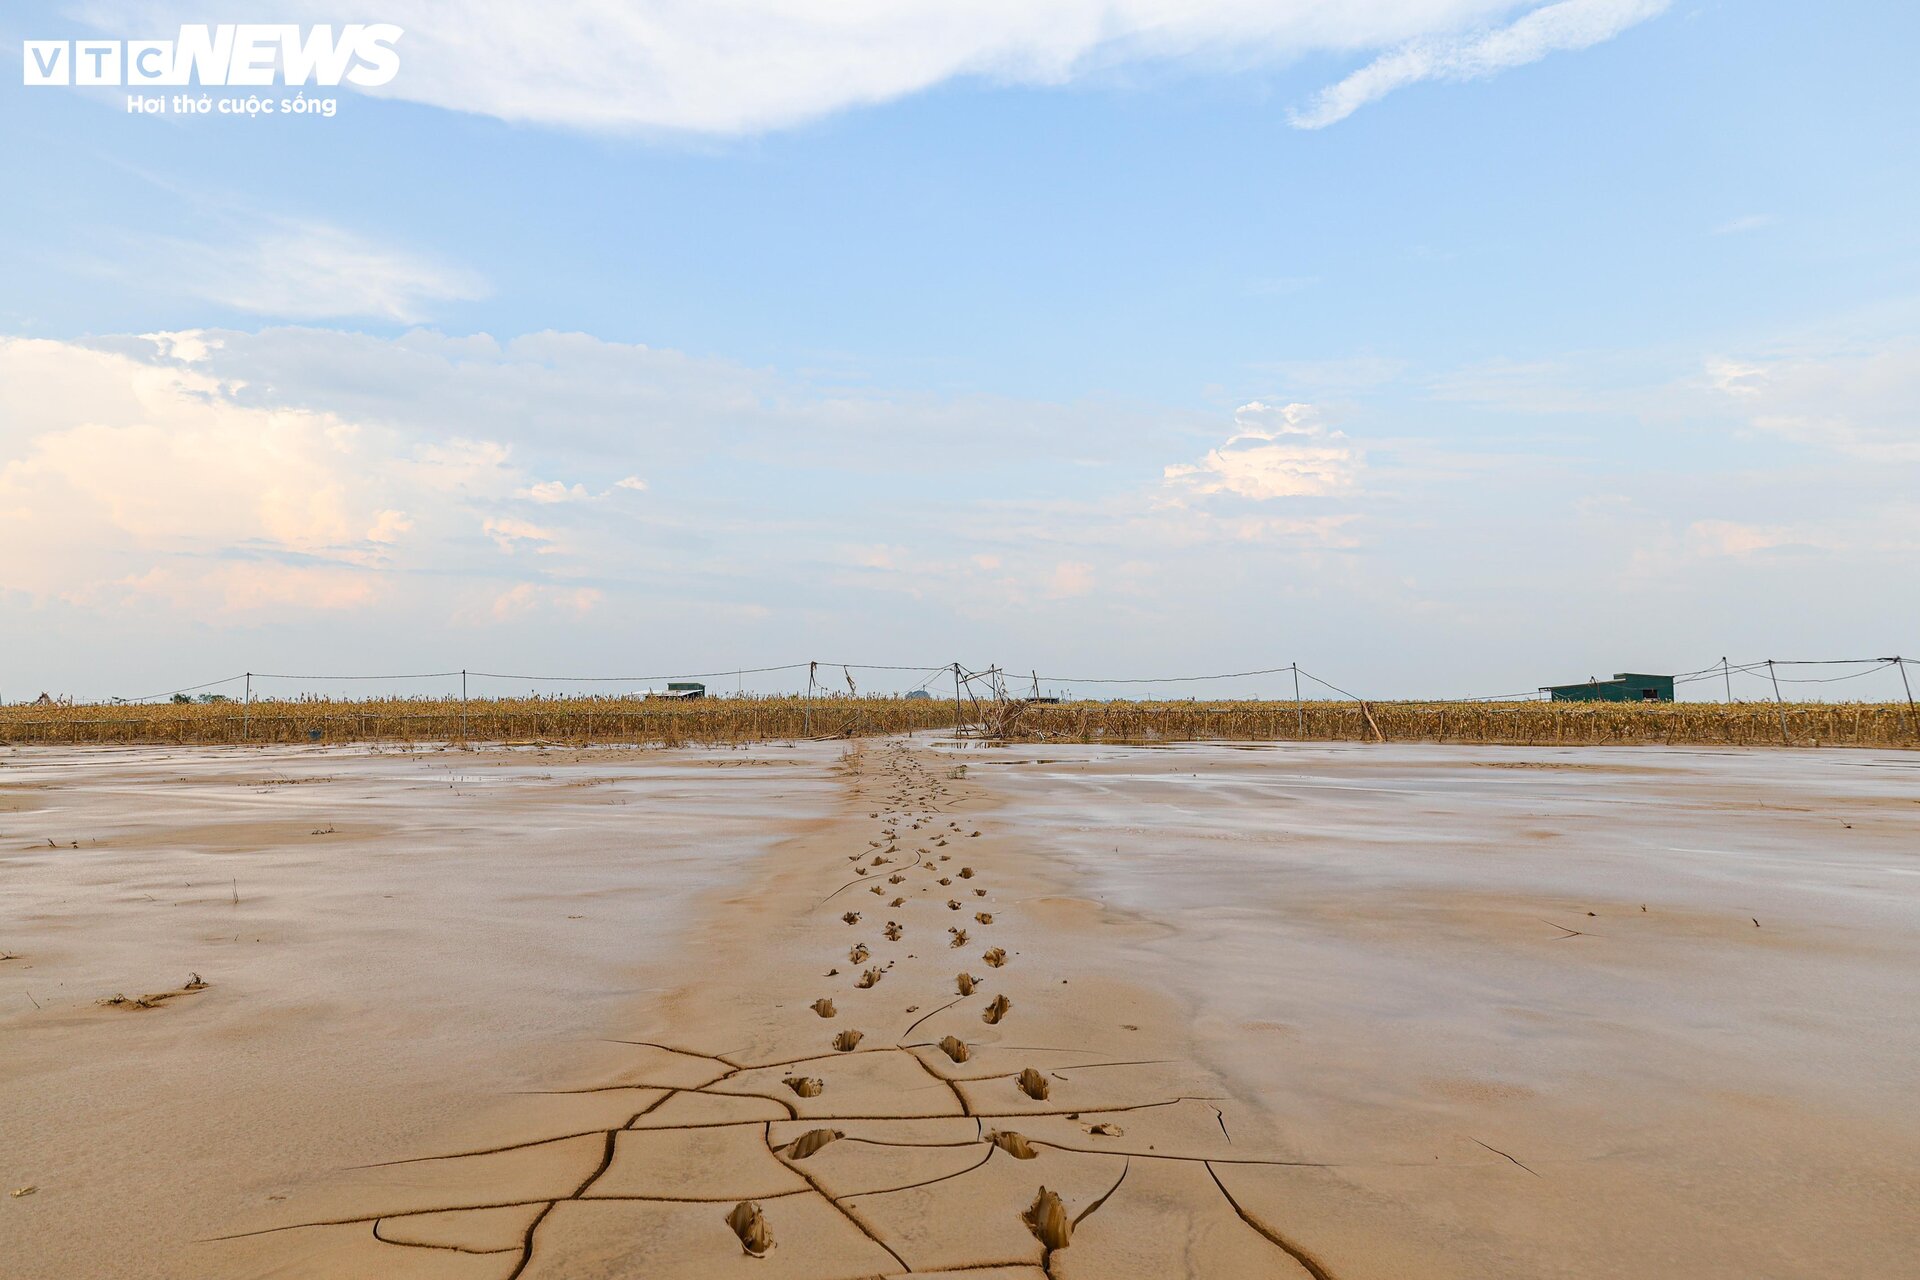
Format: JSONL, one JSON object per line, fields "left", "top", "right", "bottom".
{"left": 1035, "top": 664, "right": 1298, "bottom": 685}
{"left": 251, "top": 670, "right": 462, "bottom": 681}
{"left": 122, "top": 673, "right": 247, "bottom": 703}
{"left": 467, "top": 664, "right": 809, "bottom": 683}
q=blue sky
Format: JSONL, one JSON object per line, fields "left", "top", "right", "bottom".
{"left": 2, "top": 1, "right": 1916, "bottom": 702}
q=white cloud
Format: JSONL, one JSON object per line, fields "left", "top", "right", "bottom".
{"left": 1705, "top": 342, "right": 1920, "bottom": 463}
{"left": 87, "top": 1, "right": 1648, "bottom": 134}
{"left": 152, "top": 220, "right": 485, "bottom": 322}
{"left": 482, "top": 516, "right": 560, "bottom": 553}
{"left": 615, "top": 475, "right": 649, "bottom": 491}
{"left": 1163, "top": 401, "right": 1364, "bottom": 500}
{"left": 1288, "top": 0, "right": 1669, "bottom": 129}
{"left": 518, "top": 479, "right": 592, "bottom": 503}
{"left": 0, "top": 335, "right": 530, "bottom": 613}
{"left": 1686, "top": 520, "right": 1835, "bottom": 559}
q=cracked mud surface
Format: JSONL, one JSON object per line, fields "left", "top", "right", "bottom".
{"left": 200, "top": 742, "right": 1332, "bottom": 1278}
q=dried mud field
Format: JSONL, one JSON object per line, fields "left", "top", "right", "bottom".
{"left": 3, "top": 739, "right": 1917, "bottom": 1279}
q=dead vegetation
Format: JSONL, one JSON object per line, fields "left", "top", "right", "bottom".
{"left": 5, "top": 693, "right": 1912, "bottom": 747}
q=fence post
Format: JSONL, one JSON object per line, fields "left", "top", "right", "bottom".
{"left": 1897, "top": 657, "right": 1916, "bottom": 739}
{"left": 1766, "top": 660, "right": 1791, "bottom": 746}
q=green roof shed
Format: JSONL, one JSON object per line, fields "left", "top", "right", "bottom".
{"left": 1541, "top": 673, "right": 1674, "bottom": 702}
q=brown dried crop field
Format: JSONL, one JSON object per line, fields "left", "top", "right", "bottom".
{"left": 0, "top": 695, "right": 1915, "bottom": 748}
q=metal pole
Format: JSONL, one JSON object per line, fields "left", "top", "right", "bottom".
{"left": 953, "top": 662, "right": 963, "bottom": 738}
{"left": 1292, "top": 664, "right": 1303, "bottom": 738}
{"left": 1896, "top": 657, "right": 1916, "bottom": 738}
{"left": 804, "top": 661, "right": 816, "bottom": 736}
{"left": 1766, "top": 660, "right": 1791, "bottom": 746}
{"left": 460, "top": 669, "right": 468, "bottom": 743}
{"left": 242, "top": 672, "right": 251, "bottom": 741}
{"left": 1721, "top": 656, "right": 1732, "bottom": 703}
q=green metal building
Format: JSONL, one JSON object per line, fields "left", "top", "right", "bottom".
{"left": 1541, "top": 672, "right": 1675, "bottom": 703}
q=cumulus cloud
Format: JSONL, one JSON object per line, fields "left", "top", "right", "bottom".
{"left": 1163, "top": 401, "right": 1363, "bottom": 501}
{"left": 0, "top": 335, "right": 535, "bottom": 613}
{"left": 85, "top": 1, "right": 1653, "bottom": 134}
{"left": 1289, "top": 0, "right": 1668, "bottom": 129}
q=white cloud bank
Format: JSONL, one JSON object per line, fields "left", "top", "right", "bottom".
{"left": 1289, "top": 0, "right": 1669, "bottom": 128}
{"left": 88, "top": 1, "right": 1661, "bottom": 132}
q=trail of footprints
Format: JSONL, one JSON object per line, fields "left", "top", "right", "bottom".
{"left": 229, "top": 742, "right": 1337, "bottom": 1279}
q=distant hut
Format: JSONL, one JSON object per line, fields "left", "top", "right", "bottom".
{"left": 1541, "top": 673, "right": 1674, "bottom": 703}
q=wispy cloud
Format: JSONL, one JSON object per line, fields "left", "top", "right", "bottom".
{"left": 1713, "top": 214, "right": 1775, "bottom": 236}
{"left": 1289, "top": 0, "right": 1670, "bottom": 129}
{"left": 90, "top": 1, "right": 1659, "bottom": 134}
{"left": 153, "top": 220, "right": 486, "bottom": 322}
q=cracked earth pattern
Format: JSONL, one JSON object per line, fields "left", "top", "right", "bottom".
{"left": 214, "top": 744, "right": 1336, "bottom": 1278}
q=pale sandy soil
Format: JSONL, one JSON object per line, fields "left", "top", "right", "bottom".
{"left": 3, "top": 739, "right": 1916, "bottom": 1279}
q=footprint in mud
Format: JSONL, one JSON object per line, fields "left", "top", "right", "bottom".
{"left": 950, "top": 928, "right": 970, "bottom": 948}
{"left": 1024, "top": 1187, "right": 1070, "bottom": 1248}
{"left": 786, "top": 1129, "right": 843, "bottom": 1159}
{"left": 885, "top": 921, "right": 903, "bottom": 941}
{"left": 975, "top": 912, "right": 995, "bottom": 925}
{"left": 974, "top": 889, "right": 987, "bottom": 897}
{"left": 948, "top": 899, "right": 962, "bottom": 910}
{"left": 784, "top": 1075, "right": 824, "bottom": 1097}
{"left": 983, "top": 947, "right": 1007, "bottom": 967}
{"left": 959, "top": 867, "right": 974, "bottom": 879}
{"left": 855, "top": 968, "right": 883, "bottom": 989}
{"left": 989, "top": 1130, "right": 1038, "bottom": 1159}
{"left": 811, "top": 998, "right": 836, "bottom": 1017}
{"left": 939, "top": 877, "right": 952, "bottom": 886}
{"left": 842, "top": 912, "right": 861, "bottom": 925}
{"left": 889, "top": 874, "right": 905, "bottom": 884}
{"left": 890, "top": 896, "right": 906, "bottom": 907}
{"left": 983, "top": 994, "right": 1011, "bottom": 1024}
{"left": 955, "top": 972, "right": 977, "bottom": 995}
{"left": 833, "top": 1029, "right": 864, "bottom": 1051}
{"left": 726, "top": 1200, "right": 773, "bottom": 1256}
{"left": 850, "top": 944, "right": 869, "bottom": 963}
{"left": 939, "top": 1035, "right": 970, "bottom": 1063}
